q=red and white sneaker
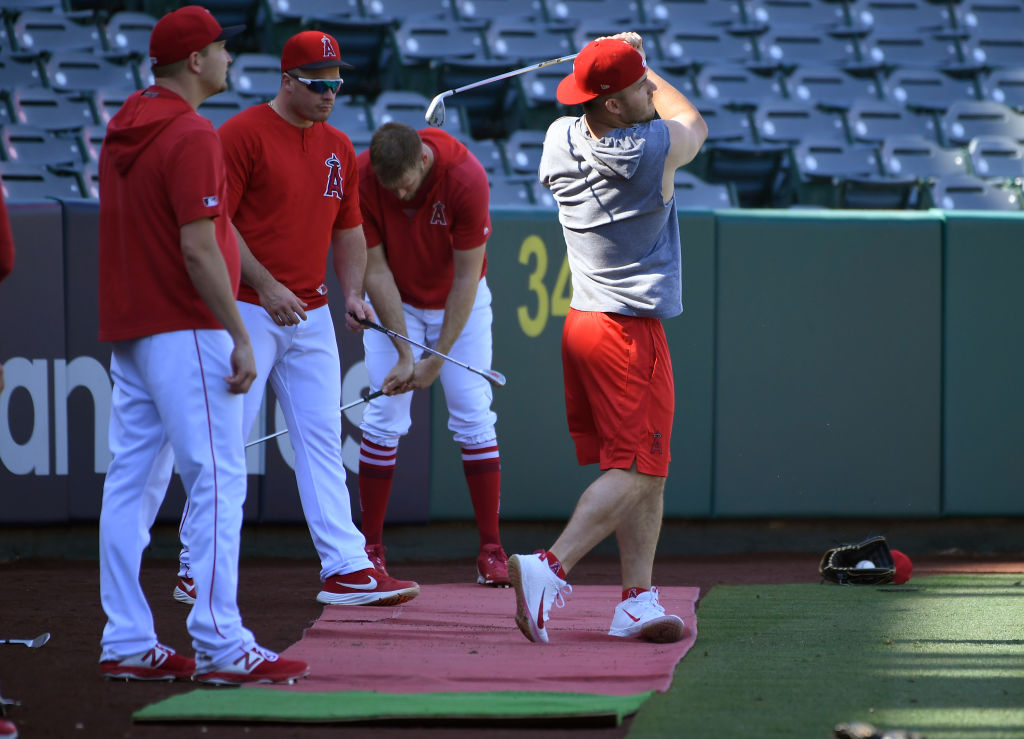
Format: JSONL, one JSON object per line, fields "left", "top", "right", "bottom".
{"left": 194, "top": 644, "right": 308, "bottom": 686}
{"left": 608, "top": 587, "right": 685, "bottom": 643}
{"left": 477, "top": 544, "right": 511, "bottom": 587}
{"left": 365, "top": 544, "right": 389, "bottom": 575}
{"left": 100, "top": 643, "right": 195, "bottom": 681}
{"left": 172, "top": 576, "right": 196, "bottom": 605}
{"left": 317, "top": 568, "right": 419, "bottom": 606}
{"left": 509, "top": 552, "right": 572, "bottom": 644}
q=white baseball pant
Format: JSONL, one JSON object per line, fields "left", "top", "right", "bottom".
{"left": 361, "top": 277, "right": 497, "bottom": 447}
{"left": 180, "top": 303, "right": 371, "bottom": 581}
{"left": 99, "top": 330, "right": 255, "bottom": 672}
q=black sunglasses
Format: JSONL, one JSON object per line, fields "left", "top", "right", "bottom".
{"left": 287, "top": 74, "right": 343, "bottom": 94}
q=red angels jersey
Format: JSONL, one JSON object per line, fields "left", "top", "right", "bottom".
{"left": 357, "top": 129, "right": 491, "bottom": 310}
{"left": 98, "top": 87, "right": 239, "bottom": 342}
{"left": 219, "top": 104, "right": 362, "bottom": 310}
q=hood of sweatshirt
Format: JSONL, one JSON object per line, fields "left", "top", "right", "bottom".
{"left": 568, "top": 116, "right": 646, "bottom": 180}
{"left": 103, "top": 87, "right": 194, "bottom": 175}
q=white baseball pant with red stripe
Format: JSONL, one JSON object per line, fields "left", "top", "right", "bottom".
{"left": 99, "top": 329, "right": 255, "bottom": 672}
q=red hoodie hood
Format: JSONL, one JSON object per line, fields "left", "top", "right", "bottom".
{"left": 104, "top": 86, "right": 195, "bottom": 175}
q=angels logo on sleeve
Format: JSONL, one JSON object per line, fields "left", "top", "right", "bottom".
{"left": 323, "top": 153, "right": 343, "bottom": 200}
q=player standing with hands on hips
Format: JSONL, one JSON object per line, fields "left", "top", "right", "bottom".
{"left": 173, "top": 30, "right": 420, "bottom": 607}
{"left": 96, "top": 6, "right": 307, "bottom": 684}
{"left": 509, "top": 32, "right": 708, "bottom": 643}
{"left": 356, "top": 122, "right": 509, "bottom": 587}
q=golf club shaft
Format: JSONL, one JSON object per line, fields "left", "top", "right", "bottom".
{"left": 448, "top": 53, "right": 579, "bottom": 97}
{"left": 353, "top": 315, "right": 506, "bottom": 387}
{"left": 244, "top": 390, "right": 384, "bottom": 448}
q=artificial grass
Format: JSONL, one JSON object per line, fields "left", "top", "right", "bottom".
{"left": 134, "top": 689, "right": 653, "bottom": 725}
{"left": 629, "top": 574, "right": 1024, "bottom": 739}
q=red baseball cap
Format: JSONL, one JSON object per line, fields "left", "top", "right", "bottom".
{"left": 280, "top": 30, "right": 353, "bottom": 71}
{"left": 556, "top": 38, "right": 647, "bottom": 105}
{"left": 149, "top": 5, "right": 244, "bottom": 67}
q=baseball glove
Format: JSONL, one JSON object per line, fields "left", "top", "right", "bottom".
{"left": 819, "top": 535, "right": 895, "bottom": 585}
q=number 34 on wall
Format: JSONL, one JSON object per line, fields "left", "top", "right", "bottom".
{"left": 517, "top": 235, "right": 572, "bottom": 338}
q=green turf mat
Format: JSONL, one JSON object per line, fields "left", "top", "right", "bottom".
{"left": 630, "top": 574, "right": 1024, "bottom": 739}
{"left": 135, "top": 689, "right": 653, "bottom": 725}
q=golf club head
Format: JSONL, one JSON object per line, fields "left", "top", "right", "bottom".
{"left": 483, "top": 369, "right": 507, "bottom": 387}
{"left": 30, "top": 633, "right": 50, "bottom": 648}
{"left": 425, "top": 92, "right": 449, "bottom": 127}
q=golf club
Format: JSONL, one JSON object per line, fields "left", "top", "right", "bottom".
{"left": 244, "top": 390, "right": 385, "bottom": 448}
{"left": 425, "top": 53, "right": 579, "bottom": 127}
{"left": 1, "top": 633, "right": 50, "bottom": 648}
{"left": 351, "top": 314, "right": 507, "bottom": 387}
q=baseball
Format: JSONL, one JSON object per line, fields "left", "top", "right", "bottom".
{"left": 855, "top": 560, "right": 875, "bottom": 569}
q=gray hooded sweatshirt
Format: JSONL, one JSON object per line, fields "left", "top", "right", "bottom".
{"left": 539, "top": 116, "right": 682, "bottom": 319}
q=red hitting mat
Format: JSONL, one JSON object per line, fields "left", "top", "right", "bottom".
{"left": 263, "top": 583, "right": 700, "bottom": 696}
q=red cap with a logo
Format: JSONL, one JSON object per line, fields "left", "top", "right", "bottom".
{"left": 149, "top": 5, "right": 244, "bottom": 67}
{"left": 280, "top": 30, "right": 353, "bottom": 71}
{"left": 556, "top": 38, "right": 647, "bottom": 105}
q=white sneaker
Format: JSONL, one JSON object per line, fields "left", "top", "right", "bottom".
{"left": 608, "top": 587, "right": 685, "bottom": 643}
{"left": 508, "top": 552, "right": 572, "bottom": 644}
{"left": 193, "top": 644, "right": 309, "bottom": 685}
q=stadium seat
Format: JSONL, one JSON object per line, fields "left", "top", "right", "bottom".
{"left": 435, "top": 57, "right": 524, "bottom": 138}
{"left": 701, "top": 102, "right": 757, "bottom": 142}
{"left": 658, "top": 24, "right": 762, "bottom": 67}
{"left": 371, "top": 90, "right": 465, "bottom": 134}
{"left": 790, "top": 137, "right": 884, "bottom": 205}
{"left": 744, "top": 0, "right": 846, "bottom": 30}
{"left": 362, "top": 0, "right": 455, "bottom": 21}
{"left": 93, "top": 86, "right": 135, "bottom": 126}
{"left": 484, "top": 21, "right": 575, "bottom": 64}
{"left": 879, "top": 134, "right": 970, "bottom": 178}
{"left": 784, "top": 65, "right": 883, "bottom": 110}
{"left": 956, "top": 0, "right": 1024, "bottom": 36}
{"left": 102, "top": 11, "right": 157, "bottom": 58}
{"left": 673, "top": 169, "right": 735, "bottom": 208}
{"left": 926, "top": 173, "right": 1022, "bottom": 209}
{"left": 79, "top": 124, "right": 105, "bottom": 163}
{"left": 983, "top": 67, "right": 1024, "bottom": 113}
{"left": 347, "top": 128, "right": 373, "bottom": 155}
{"left": 0, "top": 161, "right": 84, "bottom": 200}
{"left": 759, "top": 26, "right": 861, "bottom": 69}
{"left": 695, "top": 64, "right": 785, "bottom": 109}
{"left": 0, "top": 53, "right": 43, "bottom": 89}
{"left": 966, "top": 135, "right": 1024, "bottom": 181}
{"left": 489, "top": 174, "right": 533, "bottom": 207}
{"left": 197, "top": 92, "right": 251, "bottom": 129}
{"left": 835, "top": 174, "right": 918, "bottom": 208}
{"left": 454, "top": 0, "right": 546, "bottom": 23}
{"left": 858, "top": 29, "right": 964, "bottom": 70}
{"left": 391, "top": 19, "right": 488, "bottom": 67}
{"left": 518, "top": 64, "right": 572, "bottom": 110}
{"left": 960, "top": 32, "right": 1024, "bottom": 70}
{"left": 528, "top": 179, "right": 557, "bottom": 208}
{"left": 939, "top": 100, "right": 1024, "bottom": 145}
{"left": 544, "top": 0, "right": 643, "bottom": 24}
{"left": 7, "top": 86, "right": 96, "bottom": 130}
{"left": 44, "top": 51, "right": 138, "bottom": 93}
{"left": 229, "top": 53, "right": 283, "bottom": 99}
{"left": 846, "top": 0, "right": 955, "bottom": 31}
{"left": 261, "top": 0, "right": 361, "bottom": 24}
{"left": 705, "top": 142, "right": 792, "bottom": 206}
{"left": 1, "top": 123, "right": 84, "bottom": 166}
{"left": 881, "top": 67, "right": 980, "bottom": 112}
{"left": 457, "top": 135, "right": 508, "bottom": 175}
{"left": 503, "top": 129, "right": 546, "bottom": 176}
{"left": 9, "top": 11, "right": 103, "bottom": 54}
{"left": 753, "top": 101, "right": 847, "bottom": 143}
{"left": 640, "top": 0, "right": 744, "bottom": 28}
{"left": 569, "top": 20, "right": 668, "bottom": 64}
{"left": 79, "top": 160, "right": 99, "bottom": 199}
{"left": 846, "top": 99, "right": 939, "bottom": 143}
{"left": 328, "top": 99, "right": 373, "bottom": 133}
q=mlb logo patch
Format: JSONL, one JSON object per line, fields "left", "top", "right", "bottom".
{"left": 202, "top": 195, "right": 219, "bottom": 207}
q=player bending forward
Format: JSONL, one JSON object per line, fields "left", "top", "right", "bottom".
{"left": 355, "top": 122, "right": 509, "bottom": 587}
{"left": 509, "top": 32, "right": 708, "bottom": 643}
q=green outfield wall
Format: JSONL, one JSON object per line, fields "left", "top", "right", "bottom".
{"left": 1, "top": 204, "right": 1022, "bottom": 523}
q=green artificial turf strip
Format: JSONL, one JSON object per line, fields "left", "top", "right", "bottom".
{"left": 629, "top": 574, "right": 1024, "bottom": 739}
{"left": 134, "top": 689, "right": 653, "bottom": 725}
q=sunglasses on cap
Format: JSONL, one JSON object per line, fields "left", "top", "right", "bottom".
{"left": 287, "top": 73, "right": 342, "bottom": 94}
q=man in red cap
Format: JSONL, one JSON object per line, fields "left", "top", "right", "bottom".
{"left": 170, "top": 30, "right": 421, "bottom": 608}
{"left": 509, "top": 32, "right": 708, "bottom": 644}
{"left": 97, "top": 5, "right": 308, "bottom": 685}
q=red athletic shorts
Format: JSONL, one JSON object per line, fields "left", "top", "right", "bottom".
{"left": 561, "top": 308, "right": 673, "bottom": 477}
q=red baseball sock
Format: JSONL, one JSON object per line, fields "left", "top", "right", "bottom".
{"left": 461, "top": 440, "right": 501, "bottom": 549}
{"left": 358, "top": 438, "right": 397, "bottom": 547}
